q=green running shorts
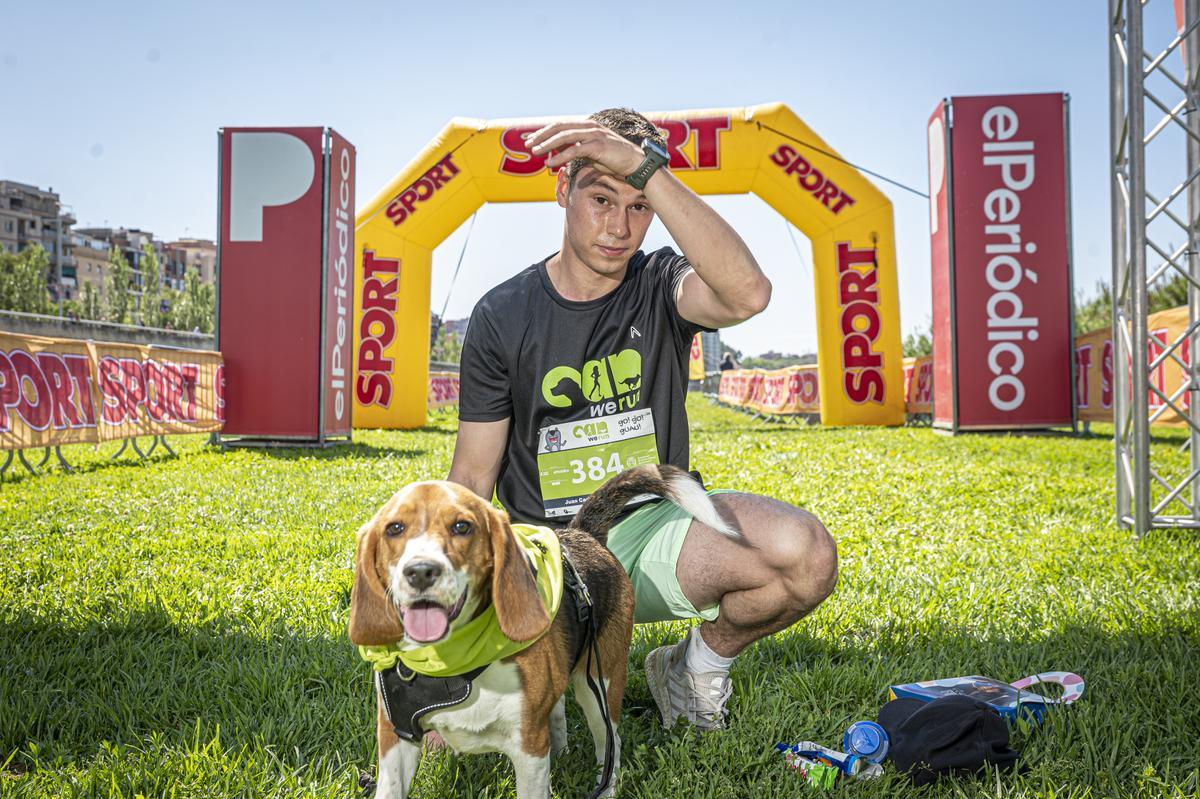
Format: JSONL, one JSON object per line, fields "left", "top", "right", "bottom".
{"left": 605, "top": 489, "right": 738, "bottom": 624}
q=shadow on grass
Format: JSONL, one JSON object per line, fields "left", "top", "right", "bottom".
{"left": 930, "top": 427, "right": 1193, "bottom": 447}
{"left": 0, "top": 605, "right": 613, "bottom": 796}
{"left": 619, "top": 620, "right": 1200, "bottom": 796}
{"left": 4, "top": 601, "right": 1199, "bottom": 796}
{"left": 0, "top": 606, "right": 371, "bottom": 766}
{"left": 0, "top": 440, "right": 186, "bottom": 485}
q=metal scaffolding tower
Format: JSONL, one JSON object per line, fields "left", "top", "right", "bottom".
{"left": 1111, "top": 0, "right": 1200, "bottom": 533}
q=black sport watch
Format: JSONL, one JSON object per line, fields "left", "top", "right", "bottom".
{"left": 625, "top": 138, "right": 669, "bottom": 190}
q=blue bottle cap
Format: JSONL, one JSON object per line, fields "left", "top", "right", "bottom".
{"left": 844, "top": 721, "right": 889, "bottom": 763}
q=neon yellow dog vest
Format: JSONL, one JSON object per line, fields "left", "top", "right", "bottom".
{"left": 358, "top": 524, "right": 563, "bottom": 677}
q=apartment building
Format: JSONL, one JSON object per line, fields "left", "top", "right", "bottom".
{"left": 159, "top": 242, "right": 188, "bottom": 291}
{"left": 75, "top": 227, "right": 149, "bottom": 294}
{"left": 71, "top": 231, "right": 110, "bottom": 296}
{"left": 166, "top": 238, "right": 216, "bottom": 284}
{"left": 71, "top": 227, "right": 198, "bottom": 316}
{"left": 0, "top": 180, "right": 77, "bottom": 299}
{"left": 2, "top": 180, "right": 220, "bottom": 317}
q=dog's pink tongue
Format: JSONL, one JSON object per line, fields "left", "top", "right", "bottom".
{"left": 405, "top": 603, "right": 450, "bottom": 643}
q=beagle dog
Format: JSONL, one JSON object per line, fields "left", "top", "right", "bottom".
{"left": 347, "top": 464, "right": 687, "bottom": 798}
{"left": 349, "top": 464, "right": 725, "bottom": 798}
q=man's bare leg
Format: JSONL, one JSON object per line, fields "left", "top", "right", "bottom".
{"left": 674, "top": 492, "right": 838, "bottom": 657}
{"left": 644, "top": 492, "right": 836, "bottom": 730}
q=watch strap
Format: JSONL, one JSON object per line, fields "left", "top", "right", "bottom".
{"left": 626, "top": 140, "right": 668, "bottom": 190}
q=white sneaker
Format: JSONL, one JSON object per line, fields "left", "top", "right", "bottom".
{"left": 644, "top": 632, "right": 732, "bottom": 731}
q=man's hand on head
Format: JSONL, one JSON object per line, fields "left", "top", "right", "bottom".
{"left": 526, "top": 121, "right": 645, "bottom": 178}
{"left": 529, "top": 112, "right": 768, "bottom": 329}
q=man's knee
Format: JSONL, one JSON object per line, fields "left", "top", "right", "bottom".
{"left": 804, "top": 515, "right": 838, "bottom": 603}
{"left": 776, "top": 511, "right": 838, "bottom": 608}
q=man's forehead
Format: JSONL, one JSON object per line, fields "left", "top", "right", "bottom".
{"left": 575, "top": 167, "right": 646, "bottom": 200}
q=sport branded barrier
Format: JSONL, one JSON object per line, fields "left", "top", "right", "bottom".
{"left": 903, "top": 356, "right": 933, "bottom": 415}
{"left": 1075, "top": 305, "right": 1191, "bottom": 427}
{"left": 717, "top": 366, "right": 820, "bottom": 416}
{"left": 428, "top": 371, "right": 461, "bottom": 410}
{"left": 1, "top": 332, "right": 224, "bottom": 451}
{"left": 718, "top": 357, "right": 931, "bottom": 419}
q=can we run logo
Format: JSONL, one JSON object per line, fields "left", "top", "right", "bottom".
{"left": 540, "top": 350, "right": 642, "bottom": 415}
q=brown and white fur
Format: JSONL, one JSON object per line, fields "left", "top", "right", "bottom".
{"left": 349, "top": 464, "right": 729, "bottom": 798}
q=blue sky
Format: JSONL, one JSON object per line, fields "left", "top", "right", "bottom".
{"left": 1, "top": 1, "right": 1159, "bottom": 355}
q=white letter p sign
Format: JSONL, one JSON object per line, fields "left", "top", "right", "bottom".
{"left": 927, "top": 117, "right": 946, "bottom": 236}
{"left": 229, "top": 132, "right": 316, "bottom": 242}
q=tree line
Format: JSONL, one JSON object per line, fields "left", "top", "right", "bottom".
{"left": 1074, "top": 275, "right": 1189, "bottom": 336}
{"left": 0, "top": 243, "right": 215, "bottom": 334}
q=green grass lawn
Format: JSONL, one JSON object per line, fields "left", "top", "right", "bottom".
{"left": 2, "top": 396, "right": 1198, "bottom": 798}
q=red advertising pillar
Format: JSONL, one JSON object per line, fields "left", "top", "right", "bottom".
{"left": 927, "top": 94, "right": 1075, "bottom": 432}
{"left": 216, "top": 127, "right": 356, "bottom": 444}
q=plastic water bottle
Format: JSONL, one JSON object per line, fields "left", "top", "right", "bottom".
{"left": 844, "top": 721, "right": 889, "bottom": 764}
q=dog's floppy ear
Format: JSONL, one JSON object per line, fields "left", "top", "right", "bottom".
{"left": 348, "top": 520, "right": 405, "bottom": 646}
{"left": 489, "top": 506, "right": 551, "bottom": 643}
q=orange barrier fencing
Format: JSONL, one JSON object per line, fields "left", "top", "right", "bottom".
{"left": 428, "top": 371, "right": 461, "bottom": 410}
{"left": 1075, "top": 305, "right": 1191, "bottom": 426}
{"left": 903, "top": 356, "right": 933, "bottom": 415}
{"left": 719, "top": 358, "right": 929, "bottom": 417}
{"left": 1, "top": 332, "right": 224, "bottom": 451}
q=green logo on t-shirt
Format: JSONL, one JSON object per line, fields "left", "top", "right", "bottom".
{"left": 541, "top": 349, "right": 642, "bottom": 411}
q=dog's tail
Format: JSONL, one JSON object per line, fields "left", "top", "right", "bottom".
{"left": 570, "top": 464, "right": 739, "bottom": 545}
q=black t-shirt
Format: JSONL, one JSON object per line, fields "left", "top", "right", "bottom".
{"left": 458, "top": 247, "right": 704, "bottom": 525}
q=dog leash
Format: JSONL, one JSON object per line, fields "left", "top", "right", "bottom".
{"left": 560, "top": 543, "right": 617, "bottom": 799}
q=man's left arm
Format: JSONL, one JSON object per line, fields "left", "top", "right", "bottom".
{"left": 642, "top": 169, "right": 772, "bottom": 329}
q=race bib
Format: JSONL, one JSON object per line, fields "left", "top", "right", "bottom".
{"left": 537, "top": 408, "right": 659, "bottom": 518}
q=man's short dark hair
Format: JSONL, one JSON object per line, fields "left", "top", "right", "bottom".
{"left": 565, "top": 108, "right": 667, "bottom": 187}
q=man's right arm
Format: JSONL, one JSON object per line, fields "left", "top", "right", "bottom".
{"left": 447, "top": 418, "right": 511, "bottom": 501}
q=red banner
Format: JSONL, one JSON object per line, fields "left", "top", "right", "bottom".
{"left": 931, "top": 94, "right": 1073, "bottom": 429}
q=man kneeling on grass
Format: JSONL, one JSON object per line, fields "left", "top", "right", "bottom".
{"left": 446, "top": 108, "right": 838, "bottom": 732}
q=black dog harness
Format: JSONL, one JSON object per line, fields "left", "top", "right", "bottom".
{"left": 375, "top": 659, "right": 488, "bottom": 743}
{"left": 375, "top": 543, "right": 615, "bottom": 798}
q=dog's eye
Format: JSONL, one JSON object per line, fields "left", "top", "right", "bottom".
{"left": 384, "top": 522, "right": 406, "bottom": 537}
{"left": 451, "top": 520, "right": 472, "bottom": 536}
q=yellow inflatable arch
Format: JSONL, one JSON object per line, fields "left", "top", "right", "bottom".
{"left": 354, "top": 102, "right": 904, "bottom": 428}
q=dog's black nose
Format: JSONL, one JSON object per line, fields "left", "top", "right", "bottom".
{"left": 403, "top": 561, "right": 442, "bottom": 591}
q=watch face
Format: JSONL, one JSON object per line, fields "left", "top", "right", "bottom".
{"left": 643, "top": 138, "right": 669, "bottom": 161}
